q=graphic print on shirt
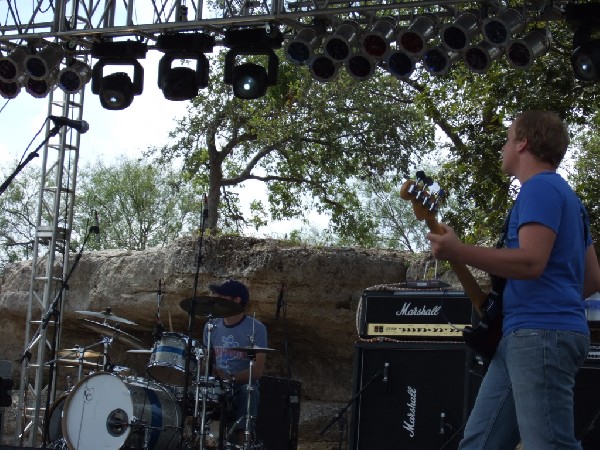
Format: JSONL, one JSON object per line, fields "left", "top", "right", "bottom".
{"left": 215, "top": 334, "right": 246, "bottom": 372}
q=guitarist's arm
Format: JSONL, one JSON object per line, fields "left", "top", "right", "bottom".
{"left": 427, "top": 222, "right": 554, "bottom": 281}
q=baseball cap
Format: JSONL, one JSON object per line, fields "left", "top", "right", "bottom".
{"left": 209, "top": 279, "right": 249, "bottom": 306}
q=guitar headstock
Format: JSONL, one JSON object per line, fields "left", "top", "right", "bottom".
{"left": 400, "top": 170, "right": 446, "bottom": 222}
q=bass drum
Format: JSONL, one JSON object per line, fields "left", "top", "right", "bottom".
{"left": 62, "top": 372, "right": 181, "bottom": 450}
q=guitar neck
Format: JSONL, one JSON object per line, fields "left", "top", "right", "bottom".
{"left": 425, "top": 218, "right": 487, "bottom": 312}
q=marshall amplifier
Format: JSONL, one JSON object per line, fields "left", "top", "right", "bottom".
{"left": 357, "top": 287, "right": 474, "bottom": 340}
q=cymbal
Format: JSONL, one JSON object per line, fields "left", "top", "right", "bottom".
{"left": 230, "top": 346, "right": 275, "bottom": 354}
{"left": 75, "top": 307, "right": 137, "bottom": 325}
{"left": 79, "top": 319, "right": 144, "bottom": 349}
{"left": 179, "top": 296, "right": 243, "bottom": 318}
{"left": 127, "top": 349, "right": 153, "bottom": 354}
{"left": 57, "top": 348, "right": 102, "bottom": 359}
{"left": 46, "top": 358, "right": 99, "bottom": 369}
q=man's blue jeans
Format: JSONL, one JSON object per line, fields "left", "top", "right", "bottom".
{"left": 460, "top": 329, "right": 590, "bottom": 450}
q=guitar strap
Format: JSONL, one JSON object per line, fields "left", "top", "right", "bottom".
{"left": 489, "top": 205, "right": 513, "bottom": 298}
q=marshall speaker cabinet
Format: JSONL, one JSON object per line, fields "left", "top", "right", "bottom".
{"left": 357, "top": 288, "right": 474, "bottom": 340}
{"left": 349, "top": 341, "right": 476, "bottom": 450}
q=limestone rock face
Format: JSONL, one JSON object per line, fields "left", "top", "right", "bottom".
{"left": 0, "top": 236, "right": 440, "bottom": 401}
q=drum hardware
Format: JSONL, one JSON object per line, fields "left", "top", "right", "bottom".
{"left": 75, "top": 306, "right": 137, "bottom": 325}
{"left": 56, "top": 347, "right": 102, "bottom": 359}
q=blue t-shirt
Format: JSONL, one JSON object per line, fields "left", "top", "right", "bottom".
{"left": 502, "top": 171, "right": 591, "bottom": 335}
{"left": 203, "top": 315, "right": 267, "bottom": 380}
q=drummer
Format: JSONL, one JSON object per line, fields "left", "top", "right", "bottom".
{"left": 202, "top": 279, "right": 268, "bottom": 445}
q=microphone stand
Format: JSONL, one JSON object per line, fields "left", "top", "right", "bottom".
{"left": 279, "top": 283, "right": 295, "bottom": 450}
{"left": 20, "top": 220, "right": 98, "bottom": 447}
{"left": 179, "top": 197, "right": 209, "bottom": 450}
{"left": 0, "top": 123, "right": 63, "bottom": 196}
{"left": 319, "top": 369, "right": 383, "bottom": 450}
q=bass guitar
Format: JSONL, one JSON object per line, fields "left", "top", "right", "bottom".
{"left": 400, "top": 171, "right": 503, "bottom": 359}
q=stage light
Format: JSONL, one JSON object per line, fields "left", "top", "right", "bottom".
{"left": 464, "top": 40, "right": 503, "bottom": 73}
{"left": 157, "top": 33, "right": 214, "bottom": 101}
{"left": 0, "top": 46, "right": 29, "bottom": 83}
{"left": 24, "top": 68, "right": 57, "bottom": 98}
{"left": 571, "top": 38, "right": 600, "bottom": 82}
{"left": 24, "top": 43, "right": 64, "bottom": 80}
{"left": 423, "top": 46, "right": 459, "bottom": 76}
{"left": 223, "top": 28, "right": 283, "bottom": 99}
{"left": 482, "top": 8, "right": 525, "bottom": 47}
{"left": 440, "top": 11, "right": 479, "bottom": 52}
{"left": 91, "top": 41, "right": 148, "bottom": 110}
{"left": 308, "top": 54, "right": 340, "bottom": 82}
{"left": 397, "top": 15, "right": 437, "bottom": 56}
{"left": 360, "top": 17, "right": 396, "bottom": 60}
{"left": 566, "top": 3, "right": 600, "bottom": 81}
{"left": 284, "top": 27, "right": 321, "bottom": 65}
{"left": 385, "top": 49, "right": 416, "bottom": 79}
{"left": 506, "top": 28, "right": 551, "bottom": 70}
{"left": 58, "top": 60, "right": 92, "bottom": 93}
{"left": 324, "top": 21, "right": 360, "bottom": 63}
{"left": 0, "top": 78, "right": 21, "bottom": 99}
{"left": 346, "top": 52, "right": 376, "bottom": 81}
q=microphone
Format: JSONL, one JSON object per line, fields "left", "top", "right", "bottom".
{"left": 49, "top": 115, "right": 90, "bottom": 133}
{"left": 382, "top": 362, "right": 390, "bottom": 392}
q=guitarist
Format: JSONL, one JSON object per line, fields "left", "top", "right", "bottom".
{"left": 426, "top": 110, "right": 600, "bottom": 450}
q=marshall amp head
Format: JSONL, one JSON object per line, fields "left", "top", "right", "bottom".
{"left": 357, "top": 287, "right": 473, "bottom": 340}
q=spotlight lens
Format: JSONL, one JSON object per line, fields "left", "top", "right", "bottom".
{"left": 571, "top": 40, "right": 600, "bottom": 82}
{"left": 26, "top": 58, "right": 46, "bottom": 78}
{"left": 0, "top": 60, "right": 17, "bottom": 81}
{"left": 347, "top": 55, "right": 372, "bottom": 79}
{"left": 0, "top": 80, "right": 20, "bottom": 99}
{"left": 465, "top": 47, "right": 488, "bottom": 72}
{"left": 484, "top": 21, "right": 507, "bottom": 45}
{"left": 363, "top": 35, "right": 387, "bottom": 58}
{"left": 59, "top": 71, "right": 82, "bottom": 92}
{"left": 25, "top": 78, "right": 51, "bottom": 98}
{"left": 287, "top": 42, "right": 310, "bottom": 64}
{"left": 508, "top": 43, "right": 530, "bottom": 68}
{"left": 232, "top": 63, "right": 267, "bottom": 99}
{"left": 99, "top": 72, "right": 135, "bottom": 110}
{"left": 400, "top": 32, "right": 424, "bottom": 54}
{"left": 443, "top": 27, "right": 467, "bottom": 51}
{"left": 423, "top": 49, "right": 447, "bottom": 73}
{"left": 325, "top": 38, "right": 350, "bottom": 61}
{"left": 311, "top": 56, "right": 337, "bottom": 81}
{"left": 388, "top": 52, "right": 414, "bottom": 78}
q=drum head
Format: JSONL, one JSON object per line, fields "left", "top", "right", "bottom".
{"left": 63, "top": 372, "right": 133, "bottom": 450}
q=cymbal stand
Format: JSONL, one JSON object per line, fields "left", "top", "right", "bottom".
{"left": 194, "top": 315, "right": 215, "bottom": 450}
{"left": 179, "top": 195, "right": 209, "bottom": 449}
{"left": 240, "top": 326, "right": 258, "bottom": 450}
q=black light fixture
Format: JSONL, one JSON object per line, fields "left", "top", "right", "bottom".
{"left": 0, "top": 77, "right": 22, "bottom": 99}
{"left": 308, "top": 54, "right": 341, "bottom": 82}
{"left": 223, "top": 27, "right": 283, "bottom": 100}
{"left": 360, "top": 17, "right": 396, "bottom": 60}
{"left": 24, "top": 42, "right": 64, "bottom": 80}
{"left": 566, "top": 3, "right": 600, "bottom": 82}
{"left": 0, "top": 46, "right": 29, "bottom": 83}
{"left": 464, "top": 40, "right": 503, "bottom": 73}
{"left": 284, "top": 26, "right": 322, "bottom": 66}
{"left": 482, "top": 8, "right": 525, "bottom": 47}
{"left": 397, "top": 15, "right": 437, "bottom": 57}
{"left": 156, "top": 33, "right": 214, "bottom": 101}
{"left": 323, "top": 21, "right": 360, "bottom": 63}
{"left": 91, "top": 40, "right": 148, "bottom": 110}
{"left": 506, "top": 28, "right": 551, "bottom": 70}
{"left": 24, "top": 70, "right": 57, "bottom": 98}
{"left": 385, "top": 49, "right": 416, "bottom": 79}
{"left": 346, "top": 52, "right": 376, "bottom": 81}
{"left": 423, "top": 46, "right": 459, "bottom": 76}
{"left": 58, "top": 59, "right": 92, "bottom": 93}
{"left": 440, "top": 11, "right": 480, "bottom": 52}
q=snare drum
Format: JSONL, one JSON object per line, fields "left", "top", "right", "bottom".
{"left": 147, "top": 332, "right": 200, "bottom": 386}
{"left": 62, "top": 372, "right": 181, "bottom": 450}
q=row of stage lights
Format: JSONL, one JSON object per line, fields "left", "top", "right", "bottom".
{"left": 0, "top": 4, "right": 598, "bottom": 108}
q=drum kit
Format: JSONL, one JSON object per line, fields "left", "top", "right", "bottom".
{"left": 45, "top": 299, "right": 274, "bottom": 450}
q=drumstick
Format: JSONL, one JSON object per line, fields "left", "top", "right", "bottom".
{"left": 168, "top": 309, "right": 173, "bottom": 332}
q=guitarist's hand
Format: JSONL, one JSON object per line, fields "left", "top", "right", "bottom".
{"left": 426, "top": 222, "right": 463, "bottom": 261}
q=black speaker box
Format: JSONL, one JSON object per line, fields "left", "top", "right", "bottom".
{"left": 575, "top": 362, "right": 600, "bottom": 449}
{"left": 256, "top": 376, "right": 301, "bottom": 450}
{"left": 349, "top": 341, "right": 475, "bottom": 450}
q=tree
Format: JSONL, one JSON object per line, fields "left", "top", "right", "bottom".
{"left": 74, "top": 156, "right": 206, "bottom": 251}
{"left": 150, "top": 53, "right": 435, "bottom": 242}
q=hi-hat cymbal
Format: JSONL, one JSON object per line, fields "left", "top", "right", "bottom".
{"left": 56, "top": 348, "right": 102, "bottom": 359}
{"left": 127, "top": 349, "right": 153, "bottom": 354}
{"left": 75, "top": 307, "right": 136, "bottom": 325}
{"left": 79, "top": 319, "right": 144, "bottom": 349}
{"left": 179, "top": 296, "right": 243, "bottom": 318}
{"left": 230, "top": 346, "right": 275, "bottom": 354}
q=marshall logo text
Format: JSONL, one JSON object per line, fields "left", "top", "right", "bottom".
{"left": 403, "top": 385, "right": 417, "bottom": 438}
{"left": 396, "top": 302, "right": 442, "bottom": 317}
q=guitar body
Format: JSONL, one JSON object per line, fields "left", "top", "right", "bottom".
{"left": 400, "top": 175, "right": 506, "bottom": 360}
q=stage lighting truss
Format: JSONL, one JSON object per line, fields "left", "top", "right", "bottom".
{"left": 91, "top": 40, "right": 148, "bottom": 110}
{"left": 223, "top": 28, "right": 283, "bottom": 99}
{"left": 156, "top": 33, "right": 215, "bottom": 101}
